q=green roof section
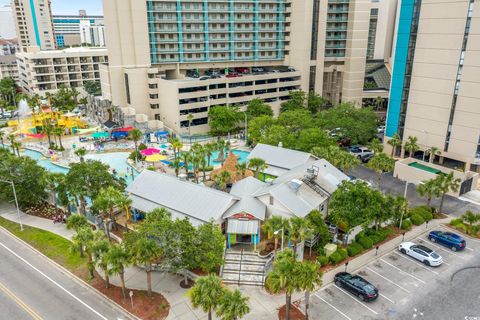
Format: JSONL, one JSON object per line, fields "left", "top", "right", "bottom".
{"left": 408, "top": 162, "right": 442, "bottom": 174}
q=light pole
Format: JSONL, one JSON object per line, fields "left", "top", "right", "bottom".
{"left": 274, "top": 227, "right": 284, "bottom": 251}
{"left": 0, "top": 179, "right": 23, "bottom": 231}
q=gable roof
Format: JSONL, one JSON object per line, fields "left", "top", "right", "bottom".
{"left": 224, "top": 177, "right": 266, "bottom": 221}
{"left": 126, "top": 170, "right": 238, "bottom": 224}
{"left": 247, "top": 144, "right": 315, "bottom": 176}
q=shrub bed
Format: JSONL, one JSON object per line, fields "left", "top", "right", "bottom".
{"left": 358, "top": 236, "right": 373, "bottom": 249}
{"left": 410, "top": 214, "right": 425, "bottom": 226}
{"left": 401, "top": 219, "right": 412, "bottom": 230}
{"left": 317, "top": 255, "right": 329, "bottom": 266}
{"left": 347, "top": 242, "right": 363, "bottom": 257}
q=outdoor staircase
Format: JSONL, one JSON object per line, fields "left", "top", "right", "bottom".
{"left": 221, "top": 250, "right": 274, "bottom": 287}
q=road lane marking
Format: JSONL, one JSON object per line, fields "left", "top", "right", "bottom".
{"left": 314, "top": 293, "right": 353, "bottom": 320}
{"left": 0, "top": 280, "right": 43, "bottom": 320}
{"left": 379, "top": 293, "right": 395, "bottom": 304}
{"left": 0, "top": 242, "right": 109, "bottom": 320}
{"left": 466, "top": 247, "right": 474, "bottom": 251}
{"left": 379, "top": 258, "right": 426, "bottom": 284}
{"left": 392, "top": 252, "right": 439, "bottom": 275}
{"left": 333, "top": 285, "right": 379, "bottom": 315}
{"left": 365, "top": 267, "right": 411, "bottom": 293}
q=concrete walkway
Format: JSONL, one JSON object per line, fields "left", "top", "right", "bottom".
{"left": 0, "top": 204, "right": 289, "bottom": 320}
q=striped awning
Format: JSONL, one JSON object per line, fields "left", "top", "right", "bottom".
{"left": 227, "top": 219, "right": 259, "bottom": 235}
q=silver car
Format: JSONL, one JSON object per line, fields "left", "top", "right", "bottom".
{"left": 399, "top": 242, "right": 443, "bottom": 266}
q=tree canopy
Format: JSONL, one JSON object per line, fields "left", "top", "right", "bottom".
{"left": 208, "top": 105, "right": 243, "bottom": 136}
{"left": 246, "top": 99, "right": 273, "bottom": 119}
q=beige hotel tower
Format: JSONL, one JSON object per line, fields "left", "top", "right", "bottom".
{"left": 100, "top": 0, "right": 397, "bottom": 134}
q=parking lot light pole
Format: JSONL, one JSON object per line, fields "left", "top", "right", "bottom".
{"left": 0, "top": 179, "right": 23, "bottom": 231}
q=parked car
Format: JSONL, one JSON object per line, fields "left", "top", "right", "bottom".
{"left": 186, "top": 70, "right": 199, "bottom": 78}
{"left": 226, "top": 73, "right": 242, "bottom": 78}
{"left": 377, "top": 125, "right": 386, "bottom": 133}
{"left": 348, "top": 146, "right": 374, "bottom": 158}
{"left": 205, "top": 69, "right": 220, "bottom": 76}
{"left": 428, "top": 231, "right": 466, "bottom": 251}
{"left": 252, "top": 67, "right": 265, "bottom": 73}
{"left": 235, "top": 67, "right": 249, "bottom": 74}
{"left": 199, "top": 76, "right": 210, "bottom": 81}
{"left": 348, "top": 175, "right": 373, "bottom": 187}
{"left": 360, "top": 153, "right": 374, "bottom": 163}
{"left": 334, "top": 272, "right": 379, "bottom": 302}
{"left": 398, "top": 242, "right": 443, "bottom": 266}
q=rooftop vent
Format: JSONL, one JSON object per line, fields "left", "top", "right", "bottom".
{"left": 288, "top": 179, "right": 303, "bottom": 192}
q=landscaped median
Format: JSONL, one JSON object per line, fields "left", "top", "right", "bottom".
{"left": 0, "top": 216, "right": 170, "bottom": 320}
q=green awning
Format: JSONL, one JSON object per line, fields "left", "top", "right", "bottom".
{"left": 91, "top": 132, "right": 109, "bottom": 139}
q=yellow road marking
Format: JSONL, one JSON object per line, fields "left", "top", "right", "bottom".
{"left": 0, "top": 280, "right": 43, "bottom": 320}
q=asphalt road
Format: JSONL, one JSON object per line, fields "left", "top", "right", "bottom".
{"left": 348, "top": 165, "right": 480, "bottom": 217}
{"left": 0, "top": 227, "right": 134, "bottom": 320}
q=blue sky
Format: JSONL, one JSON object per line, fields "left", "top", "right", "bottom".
{"left": 2, "top": 0, "right": 103, "bottom": 15}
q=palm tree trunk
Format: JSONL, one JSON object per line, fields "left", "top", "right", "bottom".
{"left": 87, "top": 253, "right": 94, "bottom": 279}
{"left": 285, "top": 294, "right": 291, "bottom": 320}
{"left": 427, "top": 197, "right": 432, "bottom": 208}
{"left": 305, "top": 291, "right": 311, "bottom": 320}
{"left": 105, "top": 218, "right": 112, "bottom": 241}
{"left": 391, "top": 146, "right": 395, "bottom": 157}
{"left": 58, "top": 134, "right": 63, "bottom": 149}
{"left": 134, "top": 141, "right": 138, "bottom": 163}
{"left": 109, "top": 207, "right": 117, "bottom": 231}
{"left": 79, "top": 244, "right": 84, "bottom": 257}
{"left": 80, "top": 196, "right": 87, "bottom": 216}
{"left": 208, "top": 309, "right": 212, "bottom": 320}
{"left": 146, "top": 269, "right": 152, "bottom": 297}
{"left": 120, "top": 272, "right": 126, "bottom": 299}
{"left": 103, "top": 267, "right": 110, "bottom": 288}
{"left": 439, "top": 193, "right": 446, "bottom": 214}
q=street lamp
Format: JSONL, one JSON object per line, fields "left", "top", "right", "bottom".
{"left": 274, "top": 227, "right": 284, "bottom": 251}
{"left": 0, "top": 179, "right": 23, "bottom": 231}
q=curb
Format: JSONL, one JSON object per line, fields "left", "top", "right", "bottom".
{"left": 0, "top": 225, "right": 142, "bottom": 320}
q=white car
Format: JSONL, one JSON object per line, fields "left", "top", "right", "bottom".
{"left": 398, "top": 242, "right": 443, "bottom": 266}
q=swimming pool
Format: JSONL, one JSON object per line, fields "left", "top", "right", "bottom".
{"left": 206, "top": 149, "right": 250, "bottom": 166}
{"left": 22, "top": 149, "right": 69, "bottom": 174}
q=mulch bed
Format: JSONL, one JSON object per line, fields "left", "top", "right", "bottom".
{"left": 278, "top": 303, "right": 305, "bottom": 320}
{"left": 88, "top": 272, "right": 170, "bottom": 320}
{"left": 25, "top": 203, "right": 65, "bottom": 220}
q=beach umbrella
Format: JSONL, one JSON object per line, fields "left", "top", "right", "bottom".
{"left": 145, "top": 154, "right": 167, "bottom": 162}
{"left": 140, "top": 147, "right": 161, "bottom": 156}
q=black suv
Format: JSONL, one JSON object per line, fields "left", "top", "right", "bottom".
{"left": 334, "top": 272, "right": 378, "bottom": 302}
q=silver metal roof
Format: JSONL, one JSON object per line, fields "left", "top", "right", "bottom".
{"left": 224, "top": 177, "right": 266, "bottom": 221}
{"left": 247, "top": 143, "right": 316, "bottom": 172}
{"left": 126, "top": 170, "right": 238, "bottom": 223}
{"left": 227, "top": 219, "right": 259, "bottom": 235}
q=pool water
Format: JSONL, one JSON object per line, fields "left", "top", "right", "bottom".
{"left": 207, "top": 149, "right": 250, "bottom": 166}
{"left": 22, "top": 149, "right": 69, "bottom": 174}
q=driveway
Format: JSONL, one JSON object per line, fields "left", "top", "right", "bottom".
{"left": 304, "top": 225, "right": 480, "bottom": 319}
{"left": 348, "top": 166, "right": 480, "bottom": 217}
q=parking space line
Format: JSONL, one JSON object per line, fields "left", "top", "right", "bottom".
{"left": 466, "top": 247, "right": 474, "bottom": 251}
{"left": 365, "top": 267, "right": 411, "bottom": 293}
{"left": 333, "top": 285, "right": 379, "bottom": 315}
{"left": 379, "top": 258, "right": 426, "bottom": 284}
{"left": 379, "top": 293, "right": 395, "bottom": 304}
{"left": 392, "top": 252, "right": 439, "bottom": 275}
{"left": 314, "top": 293, "right": 352, "bottom": 320}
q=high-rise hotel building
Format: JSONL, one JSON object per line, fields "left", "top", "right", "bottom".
{"left": 101, "top": 0, "right": 396, "bottom": 134}
{"left": 385, "top": 0, "right": 480, "bottom": 171}
{"left": 11, "top": 0, "right": 56, "bottom": 51}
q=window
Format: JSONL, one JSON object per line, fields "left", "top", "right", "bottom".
{"left": 269, "top": 196, "right": 274, "bottom": 205}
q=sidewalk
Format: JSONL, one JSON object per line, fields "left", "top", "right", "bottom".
{"left": 0, "top": 204, "right": 290, "bottom": 320}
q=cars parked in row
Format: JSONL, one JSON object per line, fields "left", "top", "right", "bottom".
{"left": 399, "top": 242, "right": 443, "bottom": 266}
{"left": 334, "top": 272, "right": 379, "bottom": 302}
{"left": 347, "top": 145, "right": 374, "bottom": 159}
{"left": 428, "top": 230, "right": 466, "bottom": 251}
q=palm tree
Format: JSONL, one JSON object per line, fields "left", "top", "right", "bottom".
{"left": 7, "top": 134, "right": 15, "bottom": 154}
{"left": 387, "top": 133, "right": 402, "bottom": 157}
{"left": 115, "top": 193, "right": 132, "bottom": 229}
{"left": 66, "top": 214, "right": 89, "bottom": 256}
{"left": 199, "top": 156, "right": 208, "bottom": 182}
{"left": 214, "top": 170, "right": 231, "bottom": 191}
{"left": 426, "top": 146, "right": 440, "bottom": 163}
{"left": 461, "top": 211, "right": 480, "bottom": 234}
{"left": 311, "top": 146, "right": 360, "bottom": 172}
{"left": 0, "top": 130, "right": 4, "bottom": 146}
{"left": 216, "top": 289, "right": 250, "bottom": 320}
{"left": 248, "top": 157, "right": 267, "bottom": 179}
{"left": 180, "top": 152, "right": 191, "bottom": 177}
{"left": 216, "top": 139, "right": 227, "bottom": 166}
{"left": 106, "top": 244, "right": 130, "bottom": 299}
{"left": 74, "top": 147, "right": 87, "bottom": 162}
{"left": 366, "top": 152, "right": 395, "bottom": 188}
{"left": 71, "top": 227, "right": 100, "bottom": 278}
{"left": 417, "top": 179, "right": 440, "bottom": 208}
{"left": 46, "top": 172, "right": 63, "bottom": 214}
{"left": 296, "top": 261, "right": 322, "bottom": 320}
{"left": 169, "top": 158, "right": 182, "bottom": 177}
{"left": 92, "top": 238, "right": 111, "bottom": 288}
{"left": 13, "top": 141, "right": 21, "bottom": 157}
{"left": 53, "top": 125, "right": 64, "bottom": 149}
{"left": 288, "top": 217, "right": 312, "bottom": 254}
{"left": 204, "top": 143, "right": 215, "bottom": 166}
{"left": 127, "top": 236, "right": 161, "bottom": 297}
{"left": 173, "top": 139, "right": 183, "bottom": 159}
{"left": 235, "top": 162, "right": 248, "bottom": 179}
{"left": 187, "top": 113, "right": 194, "bottom": 145}
{"left": 191, "top": 153, "right": 202, "bottom": 183}
{"left": 404, "top": 136, "right": 419, "bottom": 158}
{"left": 188, "top": 274, "right": 225, "bottom": 320}
{"left": 128, "top": 128, "right": 143, "bottom": 164}
{"left": 43, "top": 124, "right": 54, "bottom": 147}
{"left": 435, "top": 172, "right": 460, "bottom": 214}
{"left": 262, "top": 216, "right": 286, "bottom": 251}
{"left": 367, "top": 138, "right": 384, "bottom": 154}
{"left": 267, "top": 249, "right": 298, "bottom": 320}
{"left": 93, "top": 186, "right": 123, "bottom": 239}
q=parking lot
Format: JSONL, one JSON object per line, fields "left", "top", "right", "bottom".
{"left": 306, "top": 226, "right": 480, "bottom": 320}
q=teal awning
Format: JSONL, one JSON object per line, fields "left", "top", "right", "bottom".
{"left": 91, "top": 132, "right": 109, "bottom": 139}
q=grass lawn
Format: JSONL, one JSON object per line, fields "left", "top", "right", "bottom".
{"left": 0, "top": 217, "right": 87, "bottom": 275}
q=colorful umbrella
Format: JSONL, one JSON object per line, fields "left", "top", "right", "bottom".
{"left": 140, "top": 148, "right": 161, "bottom": 156}
{"left": 145, "top": 154, "right": 167, "bottom": 162}
{"left": 25, "top": 133, "right": 45, "bottom": 139}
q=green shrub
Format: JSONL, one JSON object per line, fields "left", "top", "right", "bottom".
{"left": 204, "top": 166, "right": 214, "bottom": 171}
{"left": 314, "top": 245, "right": 326, "bottom": 257}
{"left": 409, "top": 206, "right": 434, "bottom": 221}
{"left": 450, "top": 218, "right": 463, "bottom": 226}
{"left": 358, "top": 236, "right": 373, "bottom": 249}
{"left": 410, "top": 214, "right": 425, "bottom": 226}
{"left": 329, "top": 251, "right": 346, "bottom": 264}
{"left": 401, "top": 219, "right": 412, "bottom": 230}
{"left": 317, "top": 255, "right": 329, "bottom": 266}
{"left": 347, "top": 242, "right": 363, "bottom": 257}
{"left": 355, "top": 230, "right": 366, "bottom": 242}
{"left": 129, "top": 150, "right": 144, "bottom": 161}
{"left": 338, "top": 248, "right": 348, "bottom": 260}
{"left": 138, "top": 143, "right": 147, "bottom": 151}
{"left": 369, "top": 234, "right": 383, "bottom": 245}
